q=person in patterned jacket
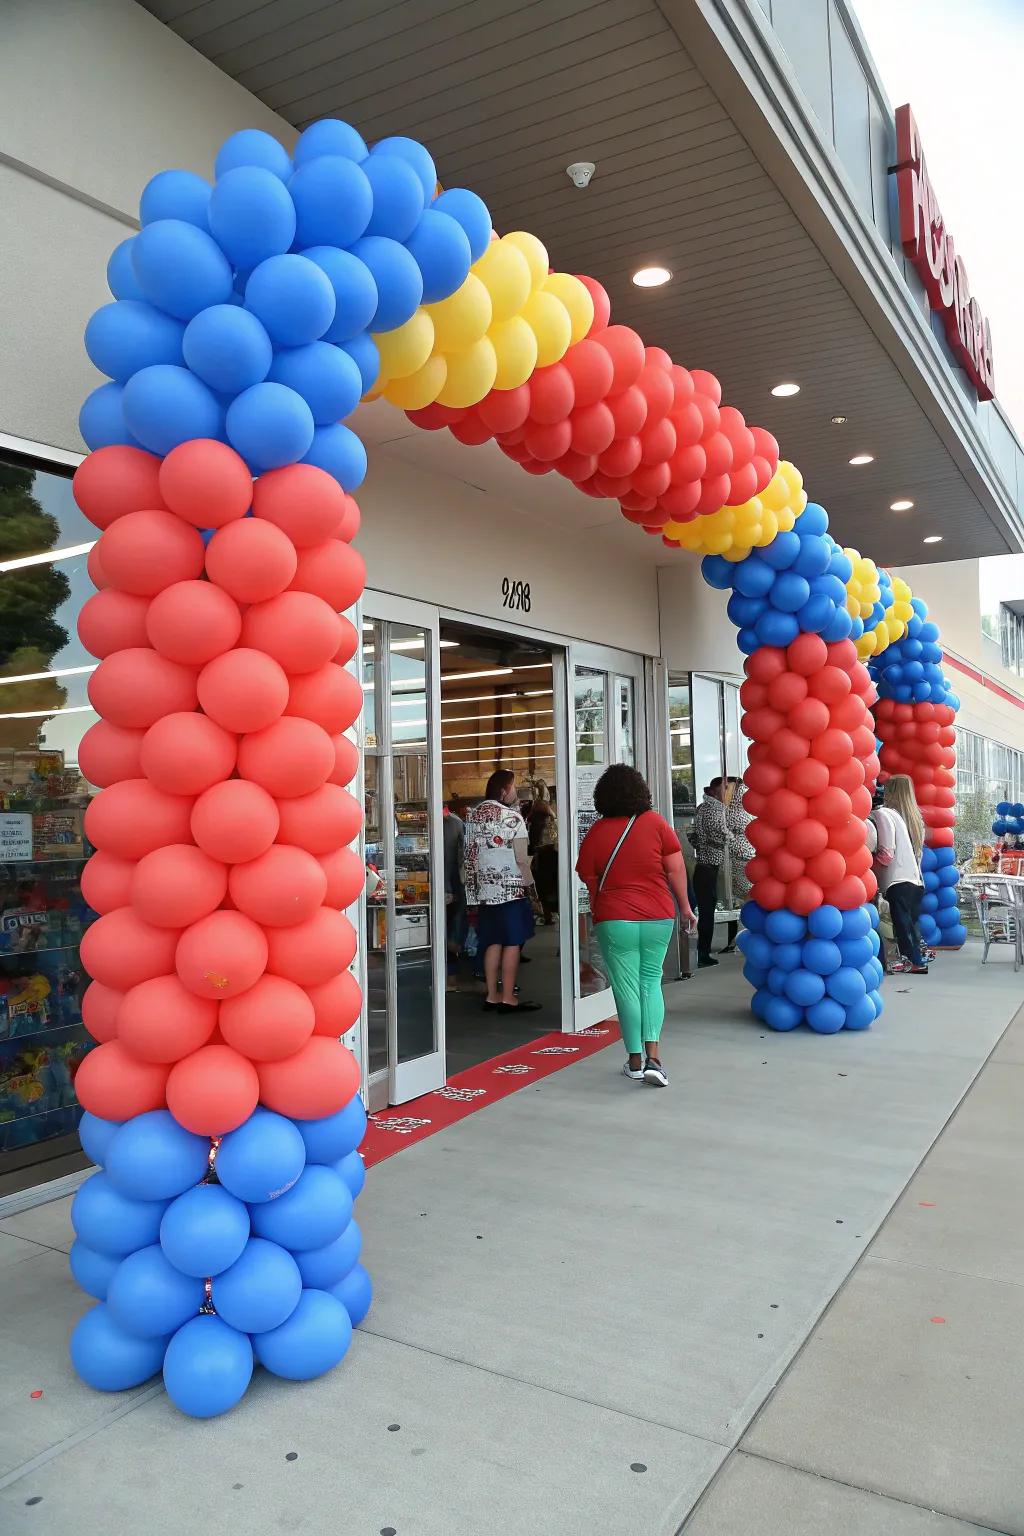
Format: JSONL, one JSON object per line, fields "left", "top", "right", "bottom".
{"left": 464, "top": 770, "right": 541, "bottom": 1013}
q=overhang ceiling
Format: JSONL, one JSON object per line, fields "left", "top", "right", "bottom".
{"left": 141, "top": 0, "right": 1003, "bottom": 567}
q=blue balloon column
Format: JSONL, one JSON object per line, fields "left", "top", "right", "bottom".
{"left": 992, "top": 800, "right": 1024, "bottom": 839}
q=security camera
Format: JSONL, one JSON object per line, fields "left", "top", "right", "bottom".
{"left": 566, "top": 161, "right": 595, "bottom": 189}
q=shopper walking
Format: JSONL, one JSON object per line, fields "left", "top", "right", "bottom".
{"left": 689, "top": 777, "right": 732, "bottom": 967}
{"left": 719, "top": 776, "right": 753, "bottom": 953}
{"left": 871, "top": 775, "right": 928, "bottom": 974}
{"left": 576, "top": 765, "right": 697, "bottom": 1087}
{"left": 464, "top": 770, "right": 541, "bottom": 1012}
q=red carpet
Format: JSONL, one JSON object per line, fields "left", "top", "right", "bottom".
{"left": 361, "top": 1022, "right": 621, "bottom": 1168}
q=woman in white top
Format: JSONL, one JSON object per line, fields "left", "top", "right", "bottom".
{"left": 870, "top": 775, "right": 928, "bottom": 974}
{"left": 463, "top": 770, "right": 541, "bottom": 1013}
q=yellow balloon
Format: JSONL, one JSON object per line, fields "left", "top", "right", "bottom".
{"left": 543, "top": 272, "right": 594, "bottom": 344}
{"left": 490, "top": 315, "right": 538, "bottom": 390}
{"left": 373, "top": 308, "right": 435, "bottom": 381}
{"left": 383, "top": 355, "right": 447, "bottom": 411}
{"left": 774, "top": 507, "right": 793, "bottom": 533}
{"left": 426, "top": 274, "right": 492, "bottom": 353}
{"left": 522, "top": 290, "right": 572, "bottom": 368}
{"left": 474, "top": 238, "right": 531, "bottom": 322}
{"left": 437, "top": 337, "right": 497, "bottom": 408}
{"left": 504, "top": 230, "right": 549, "bottom": 289}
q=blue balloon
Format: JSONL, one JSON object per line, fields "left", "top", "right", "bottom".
{"left": 107, "top": 1244, "right": 205, "bottom": 1338}
{"left": 211, "top": 1238, "right": 303, "bottom": 1334}
{"left": 71, "top": 1172, "right": 168, "bottom": 1257}
{"left": 792, "top": 535, "right": 831, "bottom": 577}
{"left": 107, "top": 237, "right": 144, "bottom": 301}
{"left": 765, "top": 909, "right": 806, "bottom": 944}
{"left": 163, "top": 1314, "right": 253, "bottom": 1419}
{"left": 844, "top": 994, "right": 876, "bottom": 1031}
{"left": 85, "top": 300, "right": 185, "bottom": 382}
{"left": 294, "top": 1219, "right": 362, "bottom": 1290}
{"left": 838, "top": 936, "right": 873, "bottom": 968}
{"left": 105, "top": 1111, "right": 211, "bottom": 1202}
{"left": 350, "top": 236, "right": 423, "bottom": 331}
{"left": 783, "top": 968, "right": 825, "bottom": 1007}
{"left": 123, "top": 364, "right": 223, "bottom": 456}
{"left": 760, "top": 529, "right": 801, "bottom": 570}
{"left": 140, "top": 169, "right": 210, "bottom": 230}
{"left": 289, "top": 156, "right": 374, "bottom": 248}
{"left": 767, "top": 967, "right": 786, "bottom": 995}
{"left": 803, "top": 938, "right": 842, "bottom": 975}
{"left": 251, "top": 1164, "right": 352, "bottom": 1251}
{"left": 255, "top": 1288, "right": 352, "bottom": 1380}
{"left": 295, "top": 1095, "right": 367, "bottom": 1164}
{"left": 78, "top": 1112, "right": 122, "bottom": 1167}
{"left": 807, "top": 998, "right": 846, "bottom": 1034}
{"left": 733, "top": 556, "right": 774, "bottom": 598}
{"left": 773, "top": 942, "right": 802, "bottom": 972}
{"left": 798, "top": 502, "right": 829, "bottom": 537}
{"left": 131, "top": 219, "right": 233, "bottom": 321}
{"left": 70, "top": 1303, "right": 168, "bottom": 1393}
{"left": 334, "top": 1149, "right": 366, "bottom": 1201}
{"left": 756, "top": 609, "right": 799, "bottom": 647}
{"left": 245, "top": 254, "right": 336, "bottom": 346}
{"left": 303, "top": 422, "right": 367, "bottom": 491}
{"left": 751, "top": 988, "right": 771, "bottom": 1020}
{"left": 943, "top": 923, "right": 967, "bottom": 947}
{"left": 737, "top": 627, "right": 759, "bottom": 655}
{"left": 208, "top": 166, "right": 296, "bottom": 269}
{"left": 294, "top": 118, "right": 368, "bottom": 166}
{"left": 80, "top": 382, "right": 138, "bottom": 450}
{"left": 331, "top": 1262, "right": 373, "bottom": 1326}
{"left": 70, "top": 1239, "right": 121, "bottom": 1301}
{"left": 937, "top": 865, "right": 959, "bottom": 887}
{"left": 341, "top": 331, "right": 380, "bottom": 395}
{"left": 797, "top": 593, "right": 834, "bottom": 634}
{"left": 771, "top": 571, "right": 811, "bottom": 613}
{"left": 372, "top": 135, "right": 437, "bottom": 201}
{"left": 807, "top": 904, "right": 843, "bottom": 940}
{"left": 362, "top": 154, "right": 425, "bottom": 242}
{"left": 743, "top": 963, "right": 769, "bottom": 989}
{"left": 226, "top": 381, "right": 314, "bottom": 470}
{"left": 826, "top": 966, "right": 866, "bottom": 1005}
{"left": 741, "top": 900, "right": 766, "bottom": 932}
{"left": 822, "top": 607, "right": 853, "bottom": 642}
{"left": 216, "top": 1107, "right": 306, "bottom": 1205}
{"left": 434, "top": 187, "right": 492, "bottom": 262}
{"left": 183, "top": 304, "right": 273, "bottom": 395}
{"left": 742, "top": 933, "right": 773, "bottom": 971}
{"left": 728, "top": 593, "right": 765, "bottom": 628}
{"left": 268, "top": 342, "right": 363, "bottom": 425}
{"left": 701, "top": 553, "right": 732, "bottom": 590}
{"left": 303, "top": 247, "right": 378, "bottom": 344}
{"left": 217, "top": 128, "right": 293, "bottom": 182}
{"left": 765, "top": 995, "right": 801, "bottom": 1031}
{"left": 841, "top": 907, "right": 872, "bottom": 938}
{"left": 827, "top": 550, "right": 853, "bottom": 583}
{"left": 406, "top": 208, "right": 472, "bottom": 303}
{"left": 160, "top": 1184, "right": 250, "bottom": 1278}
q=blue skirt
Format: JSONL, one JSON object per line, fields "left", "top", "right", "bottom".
{"left": 475, "top": 898, "right": 536, "bottom": 950}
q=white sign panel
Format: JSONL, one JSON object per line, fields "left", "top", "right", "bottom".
{"left": 0, "top": 814, "right": 32, "bottom": 862}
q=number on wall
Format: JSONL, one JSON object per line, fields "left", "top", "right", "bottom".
{"left": 501, "top": 577, "right": 531, "bottom": 613}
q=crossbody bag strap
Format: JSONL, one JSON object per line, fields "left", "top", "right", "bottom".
{"left": 598, "top": 815, "right": 638, "bottom": 893}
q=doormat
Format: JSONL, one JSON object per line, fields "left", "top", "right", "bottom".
{"left": 361, "top": 1021, "right": 621, "bottom": 1169}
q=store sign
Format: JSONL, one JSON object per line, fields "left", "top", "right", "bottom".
{"left": 892, "top": 104, "right": 995, "bottom": 401}
{"left": 0, "top": 813, "right": 32, "bottom": 861}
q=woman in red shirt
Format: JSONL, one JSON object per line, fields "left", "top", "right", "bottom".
{"left": 576, "top": 765, "right": 696, "bottom": 1087}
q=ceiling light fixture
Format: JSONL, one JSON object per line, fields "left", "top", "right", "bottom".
{"left": 830, "top": 414, "right": 847, "bottom": 425}
{"left": 890, "top": 499, "right": 915, "bottom": 511}
{"left": 771, "top": 382, "right": 800, "bottom": 398}
{"left": 849, "top": 454, "right": 874, "bottom": 466}
{"left": 923, "top": 535, "right": 943, "bottom": 544}
{"left": 632, "top": 266, "right": 671, "bottom": 288}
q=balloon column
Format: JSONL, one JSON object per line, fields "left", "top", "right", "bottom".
{"left": 993, "top": 801, "right": 1024, "bottom": 838}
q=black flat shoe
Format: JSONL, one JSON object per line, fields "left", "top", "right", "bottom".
{"left": 698, "top": 955, "right": 719, "bottom": 968}
{"left": 498, "top": 1000, "right": 542, "bottom": 1012}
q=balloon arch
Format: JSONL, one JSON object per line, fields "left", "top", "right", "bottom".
{"left": 66, "top": 119, "right": 963, "bottom": 1415}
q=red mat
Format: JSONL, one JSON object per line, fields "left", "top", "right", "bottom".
{"left": 361, "top": 1021, "right": 621, "bottom": 1168}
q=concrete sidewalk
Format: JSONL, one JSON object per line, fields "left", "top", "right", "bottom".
{"left": 1, "top": 945, "right": 1021, "bottom": 1534}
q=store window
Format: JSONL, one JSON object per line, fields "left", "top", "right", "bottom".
{"left": 667, "top": 671, "right": 745, "bottom": 843}
{"left": 999, "top": 605, "right": 1024, "bottom": 678}
{"left": 1, "top": 451, "right": 99, "bottom": 1187}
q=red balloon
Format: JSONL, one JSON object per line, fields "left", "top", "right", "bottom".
{"left": 696, "top": 475, "right": 731, "bottom": 516}
{"left": 727, "top": 463, "right": 759, "bottom": 504}
{"left": 78, "top": 589, "right": 151, "bottom": 658}
{"left": 850, "top": 726, "right": 877, "bottom": 760}
{"left": 276, "top": 785, "right": 361, "bottom": 856}
{"left": 285, "top": 663, "right": 362, "bottom": 734}
{"left": 850, "top": 785, "right": 872, "bottom": 819}
{"left": 743, "top": 707, "right": 785, "bottom": 743}
{"left": 829, "top": 757, "right": 865, "bottom": 795}
{"left": 307, "top": 969, "right": 362, "bottom": 1037}
{"left": 746, "top": 647, "right": 786, "bottom": 684}
{"left": 118, "top": 974, "right": 219, "bottom": 1063}
{"left": 240, "top": 591, "right": 342, "bottom": 676}
{"left": 89, "top": 648, "right": 198, "bottom": 729}
{"left": 478, "top": 385, "right": 531, "bottom": 434}
{"left": 406, "top": 404, "right": 460, "bottom": 430}
{"left": 600, "top": 326, "right": 645, "bottom": 394}
{"left": 205, "top": 516, "right": 298, "bottom": 604}
{"left": 257, "top": 1037, "right": 360, "bottom": 1120}
{"left": 638, "top": 416, "right": 677, "bottom": 467}
{"left": 132, "top": 844, "right": 227, "bottom": 929}
{"left": 74, "top": 1039, "right": 169, "bottom": 1120}
{"left": 266, "top": 908, "right": 357, "bottom": 985}
{"left": 746, "top": 856, "right": 771, "bottom": 885}
{"left": 749, "top": 821, "right": 785, "bottom": 854}
{"left": 826, "top": 640, "right": 858, "bottom": 672}
{"left": 744, "top": 760, "right": 785, "bottom": 796}
{"left": 599, "top": 437, "right": 642, "bottom": 478}
{"left": 763, "top": 788, "right": 807, "bottom": 829}
{"left": 78, "top": 720, "right": 145, "bottom": 787}
{"left": 237, "top": 716, "right": 333, "bottom": 799}
{"left": 252, "top": 463, "right": 346, "bottom": 546}
{"left": 830, "top": 694, "right": 867, "bottom": 733}
{"left": 845, "top": 843, "right": 873, "bottom": 876}
{"left": 449, "top": 415, "right": 492, "bottom": 447}
{"left": 787, "top": 634, "right": 829, "bottom": 677}
{"left": 660, "top": 478, "right": 703, "bottom": 519}
{"left": 229, "top": 844, "right": 327, "bottom": 928}
{"left": 739, "top": 679, "right": 769, "bottom": 711}
{"left": 788, "top": 698, "right": 830, "bottom": 740}
{"left": 175, "top": 909, "right": 269, "bottom": 1000}
{"left": 529, "top": 364, "right": 575, "bottom": 424}
{"left": 219, "top": 973, "right": 316, "bottom": 1061}
{"left": 159, "top": 439, "right": 251, "bottom": 528}
{"left": 74, "top": 445, "right": 165, "bottom": 529}
{"left": 741, "top": 791, "right": 767, "bottom": 819}
{"left": 289, "top": 539, "right": 365, "bottom": 612}
{"left": 570, "top": 402, "right": 615, "bottom": 456}
{"left": 524, "top": 419, "right": 572, "bottom": 462}
{"left": 608, "top": 386, "right": 647, "bottom": 439}
{"left": 810, "top": 786, "right": 854, "bottom": 826}
{"left": 806, "top": 848, "right": 846, "bottom": 888}
{"left": 341, "top": 495, "right": 362, "bottom": 542}
{"left": 770, "top": 728, "right": 811, "bottom": 768}
{"left": 770, "top": 848, "right": 805, "bottom": 883}
{"left": 318, "top": 847, "right": 365, "bottom": 909}
{"left": 81, "top": 850, "right": 135, "bottom": 914}
{"left": 787, "top": 819, "right": 829, "bottom": 860}
{"left": 703, "top": 432, "right": 734, "bottom": 478}
{"left": 81, "top": 907, "right": 180, "bottom": 991}
{"left": 146, "top": 580, "right": 241, "bottom": 666}
{"left": 85, "top": 778, "right": 193, "bottom": 860}
{"left": 787, "top": 876, "right": 824, "bottom": 916}
{"left": 631, "top": 459, "right": 672, "bottom": 499}
{"left": 636, "top": 357, "right": 674, "bottom": 422}
{"left": 828, "top": 818, "right": 866, "bottom": 855}
{"left": 787, "top": 757, "right": 830, "bottom": 799}
{"left": 81, "top": 981, "right": 122, "bottom": 1043}
{"left": 166, "top": 1042, "right": 260, "bottom": 1136}
{"left": 576, "top": 274, "right": 611, "bottom": 332}
{"left": 808, "top": 667, "right": 851, "bottom": 705}
{"left": 752, "top": 877, "right": 787, "bottom": 911}
{"left": 333, "top": 615, "right": 359, "bottom": 667}
{"left": 88, "top": 542, "right": 110, "bottom": 589}
{"left": 811, "top": 729, "right": 854, "bottom": 767}
{"left": 828, "top": 875, "right": 868, "bottom": 911}
{"left": 141, "top": 711, "right": 237, "bottom": 797}
{"left": 327, "top": 732, "right": 359, "bottom": 787}
{"left": 97, "top": 510, "right": 204, "bottom": 596}
{"left": 198, "top": 647, "right": 289, "bottom": 733}
{"left": 191, "top": 779, "right": 279, "bottom": 864}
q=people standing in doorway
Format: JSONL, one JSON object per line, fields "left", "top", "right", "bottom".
{"left": 528, "top": 779, "right": 559, "bottom": 925}
{"left": 719, "top": 776, "right": 753, "bottom": 954}
{"left": 442, "top": 805, "right": 466, "bottom": 992}
{"left": 576, "top": 765, "right": 697, "bottom": 1087}
{"left": 463, "top": 770, "right": 541, "bottom": 1013}
{"left": 688, "top": 777, "right": 733, "bottom": 968}
{"left": 871, "top": 775, "right": 928, "bottom": 974}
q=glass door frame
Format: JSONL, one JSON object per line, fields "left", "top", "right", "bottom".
{"left": 358, "top": 590, "right": 446, "bottom": 1107}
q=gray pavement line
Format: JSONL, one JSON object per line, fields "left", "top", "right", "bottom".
{"left": 355, "top": 1323, "right": 732, "bottom": 1451}
{"left": 0, "top": 1235, "right": 73, "bottom": 1258}
{"left": 866, "top": 1250, "right": 1024, "bottom": 1293}
{"left": 0, "top": 1384, "right": 166, "bottom": 1493}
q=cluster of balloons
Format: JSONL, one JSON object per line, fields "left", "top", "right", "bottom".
{"left": 919, "top": 844, "right": 966, "bottom": 949}
{"left": 993, "top": 801, "right": 1024, "bottom": 837}
{"left": 82, "top": 121, "right": 490, "bottom": 490}
{"left": 69, "top": 437, "right": 370, "bottom": 1415}
{"left": 662, "top": 460, "right": 807, "bottom": 559}
{"left": 738, "top": 901, "right": 883, "bottom": 1033}
{"left": 867, "top": 598, "right": 958, "bottom": 710}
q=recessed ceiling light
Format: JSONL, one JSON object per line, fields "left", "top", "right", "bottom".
{"left": 830, "top": 414, "right": 847, "bottom": 425}
{"left": 890, "top": 499, "right": 914, "bottom": 511}
{"left": 632, "top": 266, "right": 671, "bottom": 288}
{"left": 923, "top": 534, "right": 943, "bottom": 544}
{"left": 849, "top": 454, "right": 874, "bottom": 466}
{"left": 771, "top": 382, "right": 800, "bottom": 397}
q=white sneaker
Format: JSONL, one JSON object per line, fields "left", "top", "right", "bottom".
{"left": 622, "top": 1060, "right": 644, "bottom": 1081}
{"left": 643, "top": 1057, "right": 668, "bottom": 1087}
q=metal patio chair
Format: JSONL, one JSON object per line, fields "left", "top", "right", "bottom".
{"left": 964, "top": 874, "right": 1024, "bottom": 969}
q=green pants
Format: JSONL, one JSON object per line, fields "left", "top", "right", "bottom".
{"left": 596, "top": 919, "right": 675, "bottom": 1055}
